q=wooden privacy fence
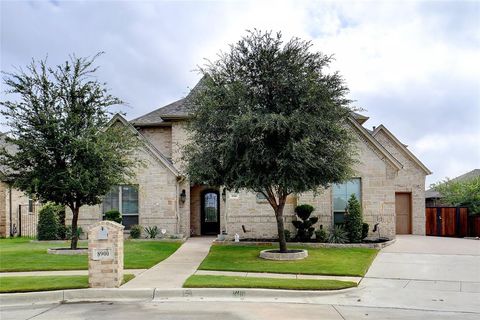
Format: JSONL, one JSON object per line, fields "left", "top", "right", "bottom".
{"left": 425, "top": 207, "right": 469, "bottom": 237}
{"left": 468, "top": 215, "right": 480, "bottom": 237}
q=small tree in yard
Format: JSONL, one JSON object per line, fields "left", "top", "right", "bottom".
{"left": 432, "top": 176, "right": 480, "bottom": 215}
{"left": 0, "top": 54, "right": 138, "bottom": 249}
{"left": 345, "top": 194, "right": 363, "bottom": 243}
{"left": 185, "top": 31, "right": 357, "bottom": 253}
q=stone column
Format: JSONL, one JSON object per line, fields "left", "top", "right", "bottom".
{"left": 88, "top": 220, "right": 124, "bottom": 288}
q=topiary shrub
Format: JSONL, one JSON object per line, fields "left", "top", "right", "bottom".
{"left": 292, "top": 204, "right": 318, "bottom": 242}
{"left": 283, "top": 229, "right": 291, "bottom": 242}
{"left": 104, "top": 210, "right": 122, "bottom": 224}
{"left": 345, "top": 194, "right": 363, "bottom": 243}
{"left": 328, "top": 225, "right": 349, "bottom": 243}
{"left": 37, "top": 203, "right": 62, "bottom": 240}
{"left": 315, "top": 225, "right": 328, "bottom": 243}
{"left": 130, "top": 224, "right": 142, "bottom": 239}
{"left": 362, "top": 222, "right": 369, "bottom": 240}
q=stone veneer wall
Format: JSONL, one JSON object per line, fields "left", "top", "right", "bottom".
{"left": 224, "top": 190, "right": 297, "bottom": 239}
{"left": 373, "top": 130, "right": 427, "bottom": 235}
{"left": 0, "top": 182, "right": 6, "bottom": 237}
{"left": 137, "top": 126, "right": 172, "bottom": 160}
{"left": 67, "top": 146, "right": 180, "bottom": 235}
{"left": 0, "top": 184, "right": 31, "bottom": 237}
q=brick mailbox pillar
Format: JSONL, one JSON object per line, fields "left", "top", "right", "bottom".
{"left": 88, "top": 220, "right": 124, "bottom": 288}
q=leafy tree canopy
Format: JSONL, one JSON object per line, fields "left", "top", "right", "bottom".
{"left": 0, "top": 53, "right": 139, "bottom": 248}
{"left": 432, "top": 176, "right": 480, "bottom": 215}
{"left": 185, "top": 30, "right": 357, "bottom": 252}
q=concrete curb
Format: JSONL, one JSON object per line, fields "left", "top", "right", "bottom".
{"left": 154, "top": 287, "right": 356, "bottom": 302}
{"left": 0, "top": 287, "right": 356, "bottom": 307}
{"left": 0, "top": 288, "right": 155, "bottom": 307}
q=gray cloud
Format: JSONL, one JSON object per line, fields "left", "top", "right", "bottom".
{"left": 1, "top": 0, "right": 478, "bottom": 186}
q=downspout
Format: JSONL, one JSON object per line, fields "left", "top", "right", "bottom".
{"left": 175, "top": 180, "right": 180, "bottom": 235}
{"left": 8, "top": 185, "right": 12, "bottom": 237}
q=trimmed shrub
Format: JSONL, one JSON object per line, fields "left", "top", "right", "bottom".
{"left": 144, "top": 226, "right": 159, "bottom": 239}
{"left": 130, "top": 224, "right": 142, "bottom": 239}
{"left": 345, "top": 194, "right": 363, "bottom": 243}
{"left": 328, "top": 225, "right": 349, "bottom": 244}
{"left": 362, "top": 222, "right": 369, "bottom": 240}
{"left": 292, "top": 204, "right": 318, "bottom": 242}
{"left": 64, "top": 225, "right": 84, "bottom": 240}
{"left": 283, "top": 229, "right": 291, "bottom": 242}
{"left": 37, "top": 203, "right": 62, "bottom": 240}
{"left": 104, "top": 210, "right": 122, "bottom": 224}
{"left": 315, "top": 225, "right": 328, "bottom": 243}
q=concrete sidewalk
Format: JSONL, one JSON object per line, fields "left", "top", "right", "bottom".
{"left": 121, "top": 237, "right": 214, "bottom": 289}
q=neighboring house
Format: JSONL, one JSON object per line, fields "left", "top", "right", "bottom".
{"left": 67, "top": 80, "right": 432, "bottom": 239}
{"left": 426, "top": 169, "right": 480, "bottom": 207}
{"left": 0, "top": 133, "right": 38, "bottom": 237}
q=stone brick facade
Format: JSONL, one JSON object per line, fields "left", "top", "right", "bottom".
{"left": 88, "top": 220, "right": 124, "bottom": 288}
{"left": 62, "top": 114, "right": 429, "bottom": 241}
{"left": 0, "top": 183, "right": 33, "bottom": 238}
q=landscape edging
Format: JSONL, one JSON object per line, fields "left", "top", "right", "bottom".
{"left": 215, "top": 239, "right": 396, "bottom": 249}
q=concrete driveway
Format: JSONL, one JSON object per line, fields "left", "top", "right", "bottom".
{"left": 363, "top": 235, "right": 480, "bottom": 292}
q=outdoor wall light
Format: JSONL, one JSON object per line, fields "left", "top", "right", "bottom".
{"left": 180, "top": 189, "right": 186, "bottom": 204}
{"left": 221, "top": 188, "right": 226, "bottom": 202}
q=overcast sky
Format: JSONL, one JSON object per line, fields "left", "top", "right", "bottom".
{"left": 1, "top": 0, "right": 479, "bottom": 187}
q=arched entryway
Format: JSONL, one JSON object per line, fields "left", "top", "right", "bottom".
{"left": 200, "top": 189, "right": 220, "bottom": 235}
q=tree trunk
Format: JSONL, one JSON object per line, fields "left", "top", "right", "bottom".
{"left": 275, "top": 208, "right": 288, "bottom": 253}
{"left": 263, "top": 189, "right": 289, "bottom": 253}
{"left": 70, "top": 206, "right": 79, "bottom": 250}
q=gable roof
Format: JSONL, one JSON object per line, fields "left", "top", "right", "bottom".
{"left": 372, "top": 125, "right": 432, "bottom": 175}
{"left": 347, "top": 118, "right": 404, "bottom": 171}
{"left": 131, "top": 78, "right": 206, "bottom": 126}
{"left": 107, "top": 114, "right": 180, "bottom": 177}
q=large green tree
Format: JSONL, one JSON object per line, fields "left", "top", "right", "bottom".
{"left": 432, "top": 176, "right": 480, "bottom": 215}
{"left": 0, "top": 54, "right": 138, "bottom": 249}
{"left": 185, "top": 31, "right": 357, "bottom": 252}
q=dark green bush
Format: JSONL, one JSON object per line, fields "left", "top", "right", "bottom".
{"left": 292, "top": 204, "right": 318, "bottom": 242}
{"left": 345, "top": 194, "right": 363, "bottom": 243}
{"left": 294, "top": 204, "right": 315, "bottom": 221}
{"left": 37, "top": 203, "right": 62, "bottom": 240}
{"left": 64, "top": 225, "right": 84, "bottom": 240}
{"left": 283, "top": 229, "right": 291, "bottom": 242}
{"left": 144, "top": 226, "right": 159, "bottom": 239}
{"left": 362, "top": 222, "right": 369, "bottom": 240}
{"left": 130, "top": 224, "right": 142, "bottom": 239}
{"left": 104, "top": 210, "right": 122, "bottom": 224}
{"left": 328, "top": 225, "right": 349, "bottom": 243}
{"left": 315, "top": 225, "right": 328, "bottom": 243}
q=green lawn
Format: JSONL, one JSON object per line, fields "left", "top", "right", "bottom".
{"left": 0, "top": 238, "right": 182, "bottom": 272}
{"left": 184, "top": 275, "right": 356, "bottom": 291}
{"left": 0, "top": 274, "right": 135, "bottom": 293}
{"left": 199, "top": 245, "right": 378, "bottom": 277}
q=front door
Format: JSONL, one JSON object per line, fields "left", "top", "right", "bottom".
{"left": 395, "top": 193, "right": 412, "bottom": 234}
{"left": 201, "top": 190, "right": 220, "bottom": 235}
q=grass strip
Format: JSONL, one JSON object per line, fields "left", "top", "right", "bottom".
{"left": 0, "top": 274, "right": 135, "bottom": 293}
{"left": 183, "top": 275, "right": 356, "bottom": 291}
